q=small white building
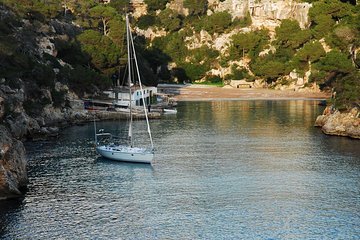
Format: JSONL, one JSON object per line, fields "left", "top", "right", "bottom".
{"left": 104, "top": 86, "right": 157, "bottom": 107}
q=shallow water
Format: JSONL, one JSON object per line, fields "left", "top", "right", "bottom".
{"left": 1, "top": 100, "right": 360, "bottom": 239}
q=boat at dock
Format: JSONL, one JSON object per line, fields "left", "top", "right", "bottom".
{"left": 163, "top": 108, "right": 177, "bottom": 114}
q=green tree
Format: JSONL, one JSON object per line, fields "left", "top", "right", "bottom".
{"left": 294, "top": 41, "right": 325, "bottom": 69}
{"left": 109, "top": 0, "right": 131, "bottom": 14}
{"left": 188, "top": 46, "right": 219, "bottom": 69}
{"left": 231, "top": 32, "right": 259, "bottom": 59}
{"left": 153, "top": 32, "right": 188, "bottom": 63}
{"left": 327, "top": 25, "right": 358, "bottom": 51}
{"left": 2, "top": 0, "right": 62, "bottom": 19}
{"left": 229, "top": 30, "right": 269, "bottom": 60}
{"left": 62, "top": 0, "right": 78, "bottom": 17}
{"left": 275, "top": 19, "right": 311, "bottom": 49}
{"left": 251, "top": 57, "right": 287, "bottom": 82}
{"left": 144, "top": 0, "right": 169, "bottom": 12}
{"left": 89, "top": 5, "right": 117, "bottom": 36}
{"left": 142, "top": 47, "right": 171, "bottom": 74}
{"left": 225, "top": 65, "right": 252, "bottom": 81}
{"left": 107, "top": 17, "right": 126, "bottom": 52}
{"left": 311, "top": 15, "right": 335, "bottom": 39}
{"left": 315, "top": 50, "right": 353, "bottom": 74}
{"left": 200, "top": 11, "right": 232, "bottom": 34}
{"left": 309, "top": 0, "right": 352, "bottom": 22}
{"left": 231, "top": 12, "right": 252, "bottom": 28}
{"left": 76, "top": 0, "right": 98, "bottom": 15}
{"left": 181, "top": 62, "right": 208, "bottom": 81}
{"left": 60, "top": 65, "right": 111, "bottom": 96}
{"left": 333, "top": 72, "right": 360, "bottom": 110}
{"left": 183, "top": 0, "right": 208, "bottom": 16}
{"left": 311, "top": 50, "right": 354, "bottom": 87}
{"left": 157, "top": 9, "right": 182, "bottom": 32}
{"left": 137, "top": 15, "right": 157, "bottom": 30}
{"left": 77, "top": 30, "right": 120, "bottom": 74}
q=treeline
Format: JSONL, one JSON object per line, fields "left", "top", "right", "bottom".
{"left": 0, "top": 0, "right": 359, "bottom": 109}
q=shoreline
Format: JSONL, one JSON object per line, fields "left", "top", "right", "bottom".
{"left": 158, "top": 84, "right": 330, "bottom": 102}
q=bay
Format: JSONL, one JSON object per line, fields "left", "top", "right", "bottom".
{"left": 1, "top": 100, "right": 359, "bottom": 239}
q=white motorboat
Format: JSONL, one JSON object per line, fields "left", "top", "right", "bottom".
{"left": 163, "top": 108, "right": 177, "bottom": 114}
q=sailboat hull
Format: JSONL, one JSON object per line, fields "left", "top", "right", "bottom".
{"left": 96, "top": 145, "right": 154, "bottom": 164}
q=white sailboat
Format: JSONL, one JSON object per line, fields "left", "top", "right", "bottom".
{"left": 95, "top": 15, "right": 154, "bottom": 164}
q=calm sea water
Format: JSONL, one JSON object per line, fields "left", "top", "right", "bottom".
{"left": 1, "top": 100, "right": 360, "bottom": 239}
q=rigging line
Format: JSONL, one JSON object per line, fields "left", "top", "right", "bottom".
{"left": 93, "top": 100, "right": 97, "bottom": 146}
{"left": 128, "top": 19, "right": 154, "bottom": 149}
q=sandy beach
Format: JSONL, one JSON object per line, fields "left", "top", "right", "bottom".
{"left": 158, "top": 84, "right": 330, "bottom": 101}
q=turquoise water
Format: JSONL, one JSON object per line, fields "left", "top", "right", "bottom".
{"left": 1, "top": 100, "right": 360, "bottom": 239}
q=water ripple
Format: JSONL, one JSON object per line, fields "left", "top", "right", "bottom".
{"left": 1, "top": 101, "right": 360, "bottom": 239}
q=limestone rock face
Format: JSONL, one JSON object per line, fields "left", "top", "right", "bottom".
{"left": 168, "top": 0, "right": 188, "bottom": 15}
{"left": 315, "top": 107, "right": 360, "bottom": 139}
{"left": 0, "top": 125, "right": 27, "bottom": 200}
{"left": 209, "top": 0, "right": 311, "bottom": 28}
{"left": 133, "top": 0, "right": 311, "bottom": 29}
{"left": 251, "top": 0, "right": 311, "bottom": 28}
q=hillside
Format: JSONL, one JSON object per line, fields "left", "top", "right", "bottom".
{"left": 133, "top": 0, "right": 359, "bottom": 109}
{"left": 0, "top": 0, "right": 359, "bottom": 110}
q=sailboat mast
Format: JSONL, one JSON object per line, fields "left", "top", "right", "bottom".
{"left": 126, "top": 14, "right": 134, "bottom": 148}
{"left": 128, "top": 20, "right": 154, "bottom": 149}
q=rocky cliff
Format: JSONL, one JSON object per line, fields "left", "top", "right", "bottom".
{"left": 209, "top": 0, "right": 311, "bottom": 28}
{"left": 315, "top": 107, "right": 360, "bottom": 139}
{"left": 139, "top": 0, "right": 311, "bottom": 28}
{"left": 0, "top": 125, "right": 27, "bottom": 200}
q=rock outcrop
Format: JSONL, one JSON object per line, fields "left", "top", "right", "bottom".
{"left": 0, "top": 125, "right": 27, "bottom": 200}
{"left": 315, "top": 107, "right": 360, "bottom": 139}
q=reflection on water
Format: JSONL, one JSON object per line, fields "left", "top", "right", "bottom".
{"left": 1, "top": 100, "right": 360, "bottom": 239}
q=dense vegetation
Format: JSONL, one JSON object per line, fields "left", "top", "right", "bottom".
{"left": 0, "top": 0, "right": 359, "bottom": 109}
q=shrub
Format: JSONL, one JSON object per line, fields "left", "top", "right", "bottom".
{"left": 183, "top": 0, "right": 208, "bottom": 16}
{"left": 204, "top": 75, "right": 223, "bottom": 85}
{"left": 251, "top": 59, "right": 286, "bottom": 82}
{"left": 333, "top": 72, "right": 360, "bottom": 110}
{"left": 144, "top": 0, "right": 169, "bottom": 12}
{"left": 225, "top": 66, "right": 251, "bottom": 80}
{"left": 157, "top": 9, "right": 182, "bottom": 32}
{"left": 51, "top": 89, "right": 67, "bottom": 108}
{"left": 181, "top": 62, "right": 208, "bottom": 81}
{"left": 199, "top": 11, "right": 232, "bottom": 34}
{"left": 32, "top": 64, "right": 56, "bottom": 88}
{"left": 137, "top": 15, "right": 156, "bottom": 30}
{"left": 231, "top": 12, "right": 252, "bottom": 28}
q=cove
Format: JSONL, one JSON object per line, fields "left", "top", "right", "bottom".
{"left": 1, "top": 100, "right": 359, "bottom": 239}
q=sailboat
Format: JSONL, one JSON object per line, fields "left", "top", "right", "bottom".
{"left": 94, "top": 15, "right": 154, "bottom": 164}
